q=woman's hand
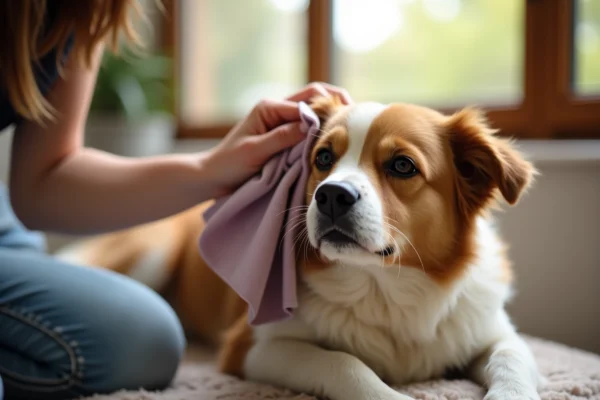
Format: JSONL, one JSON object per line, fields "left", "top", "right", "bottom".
{"left": 201, "top": 83, "right": 352, "bottom": 197}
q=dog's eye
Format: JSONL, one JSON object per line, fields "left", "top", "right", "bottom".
{"left": 315, "top": 149, "right": 335, "bottom": 171}
{"left": 387, "top": 156, "right": 419, "bottom": 178}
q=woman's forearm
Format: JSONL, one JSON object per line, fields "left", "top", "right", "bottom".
{"left": 11, "top": 147, "right": 217, "bottom": 235}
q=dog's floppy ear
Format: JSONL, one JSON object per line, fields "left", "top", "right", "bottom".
{"left": 446, "top": 107, "right": 537, "bottom": 216}
{"left": 309, "top": 95, "right": 344, "bottom": 123}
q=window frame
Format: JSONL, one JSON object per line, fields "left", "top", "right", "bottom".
{"left": 165, "top": 0, "right": 600, "bottom": 139}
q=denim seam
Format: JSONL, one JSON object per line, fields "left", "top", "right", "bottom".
{"left": 0, "top": 304, "right": 82, "bottom": 392}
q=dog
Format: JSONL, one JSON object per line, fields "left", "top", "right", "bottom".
{"left": 57, "top": 96, "right": 543, "bottom": 400}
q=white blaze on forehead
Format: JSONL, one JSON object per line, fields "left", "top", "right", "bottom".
{"left": 341, "top": 102, "right": 387, "bottom": 166}
{"left": 310, "top": 102, "right": 389, "bottom": 258}
{"left": 319, "top": 102, "right": 388, "bottom": 186}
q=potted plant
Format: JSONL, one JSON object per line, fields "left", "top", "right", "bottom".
{"left": 85, "top": 51, "right": 175, "bottom": 157}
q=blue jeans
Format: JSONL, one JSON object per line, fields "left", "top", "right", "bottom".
{"left": 0, "top": 185, "right": 186, "bottom": 399}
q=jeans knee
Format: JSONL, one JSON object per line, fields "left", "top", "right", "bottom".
{"left": 131, "top": 299, "right": 186, "bottom": 387}
{"left": 89, "top": 284, "right": 186, "bottom": 393}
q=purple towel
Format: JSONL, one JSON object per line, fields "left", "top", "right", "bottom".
{"left": 198, "top": 102, "right": 321, "bottom": 325}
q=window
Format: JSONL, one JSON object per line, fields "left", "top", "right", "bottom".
{"left": 166, "top": 0, "right": 600, "bottom": 139}
{"left": 574, "top": 0, "right": 600, "bottom": 95}
{"left": 332, "top": 0, "right": 523, "bottom": 107}
{"left": 178, "top": 0, "right": 308, "bottom": 127}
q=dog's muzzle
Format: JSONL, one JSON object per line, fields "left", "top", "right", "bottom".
{"left": 314, "top": 181, "right": 395, "bottom": 257}
{"left": 315, "top": 181, "right": 362, "bottom": 244}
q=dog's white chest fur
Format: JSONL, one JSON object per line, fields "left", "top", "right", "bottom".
{"left": 255, "top": 218, "right": 514, "bottom": 384}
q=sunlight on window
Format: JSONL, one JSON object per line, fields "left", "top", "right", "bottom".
{"left": 422, "top": 0, "right": 462, "bottom": 22}
{"left": 334, "top": 0, "right": 403, "bottom": 54}
{"left": 575, "top": 0, "right": 600, "bottom": 95}
{"left": 332, "top": 0, "right": 524, "bottom": 108}
{"left": 178, "top": 0, "right": 307, "bottom": 126}
{"left": 268, "top": 0, "right": 309, "bottom": 13}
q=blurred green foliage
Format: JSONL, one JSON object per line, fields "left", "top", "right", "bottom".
{"left": 90, "top": 51, "right": 174, "bottom": 121}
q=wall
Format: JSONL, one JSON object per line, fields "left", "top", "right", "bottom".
{"left": 1, "top": 130, "right": 599, "bottom": 354}
{"left": 497, "top": 142, "right": 600, "bottom": 355}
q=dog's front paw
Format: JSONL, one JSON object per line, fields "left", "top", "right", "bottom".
{"left": 484, "top": 386, "right": 540, "bottom": 400}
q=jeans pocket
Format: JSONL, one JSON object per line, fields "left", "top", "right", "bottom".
{"left": 0, "top": 305, "right": 80, "bottom": 394}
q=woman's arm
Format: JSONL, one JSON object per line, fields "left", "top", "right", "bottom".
{"left": 9, "top": 46, "right": 350, "bottom": 235}
{"left": 9, "top": 46, "right": 212, "bottom": 234}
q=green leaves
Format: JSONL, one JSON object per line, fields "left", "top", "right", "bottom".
{"left": 90, "top": 51, "right": 174, "bottom": 122}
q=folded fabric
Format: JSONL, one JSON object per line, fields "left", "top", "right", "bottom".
{"left": 198, "top": 102, "right": 320, "bottom": 325}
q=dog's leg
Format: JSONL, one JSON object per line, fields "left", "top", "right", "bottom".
{"left": 245, "top": 339, "right": 413, "bottom": 400}
{"left": 469, "top": 333, "right": 544, "bottom": 400}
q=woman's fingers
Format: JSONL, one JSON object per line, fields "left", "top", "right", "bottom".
{"left": 248, "top": 99, "right": 301, "bottom": 132}
{"left": 246, "top": 122, "right": 305, "bottom": 162}
{"left": 244, "top": 83, "right": 352, "bottom": 136}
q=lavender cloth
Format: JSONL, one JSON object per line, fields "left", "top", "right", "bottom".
{"left": 198, "top": 102, "right": 320, "bottom": 325}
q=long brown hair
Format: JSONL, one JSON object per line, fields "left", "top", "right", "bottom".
{"left": 0, "top": 0, "right": 146, "bottom": 123}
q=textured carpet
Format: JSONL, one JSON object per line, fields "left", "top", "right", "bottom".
{"left": 82, "top": 336, "right": 600, "bottom": 400}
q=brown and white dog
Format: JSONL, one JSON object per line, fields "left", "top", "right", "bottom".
{"left": 57, "top": 96, "right": 542, "bottom": 400}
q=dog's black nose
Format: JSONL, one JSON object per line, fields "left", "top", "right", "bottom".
{"left": 315, "top": 182, "right": 360, "bottom": 221}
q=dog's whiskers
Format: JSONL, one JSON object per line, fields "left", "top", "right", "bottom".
{"left": 290, "top": 227, "right": 308, "bottom": 259}
{"left": 381, "top": 230, "right": 402, "bottom": 278}
{"left": 279, "top": 212, "right": 308, "bottom": 250}
{"left": 301, "top": 230, "right": 311, "bottom": 263}
{"left": 276, "top": 205, "right": 309, "bottom": 218}
{"left": 281, "top": 213, "right": 307, "bottom": 231}
{"left": 280, "top": 217, "right": 308, "bottom": 248}
{"left": 383, "top": 220, "right": 426, "bottom": 274}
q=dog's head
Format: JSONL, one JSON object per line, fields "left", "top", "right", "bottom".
{"left": 302, "top": 96, "right": 536, "bottom": 282}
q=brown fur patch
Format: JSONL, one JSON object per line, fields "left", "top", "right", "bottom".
{"left": 217, "top": 311, "right": 254, "bottom": 378}
{"left": 446, "top": 107, "right": 537, "bottom": 216}
{"left": 310, "top": 94, "right": 345, "bottom": 121}
{"left": 66, "top": 206, "right": 195, "bottom": 289}
{"left": 71, "top": 235, "right": 146, "bottom": 276}
{"left": 164, "top": 204, "right": 247, "bottom": 344}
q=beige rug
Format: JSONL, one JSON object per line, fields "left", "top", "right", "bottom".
{"left": 82, "top": 336, "right": 600, "bottom": 400}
